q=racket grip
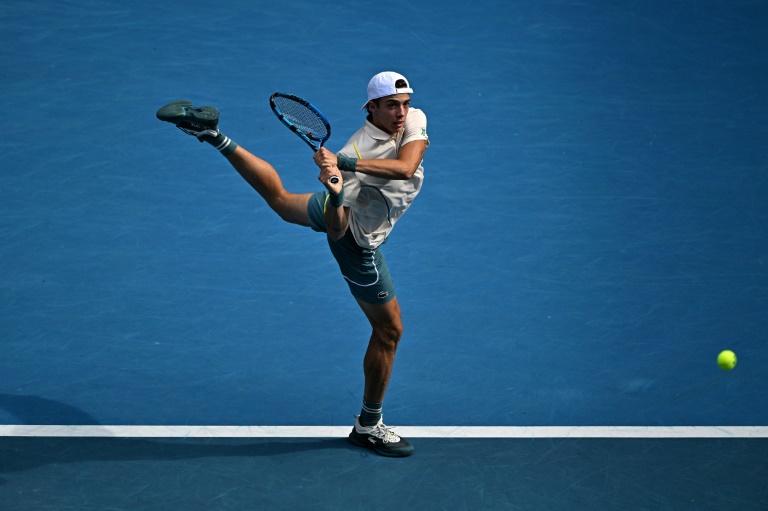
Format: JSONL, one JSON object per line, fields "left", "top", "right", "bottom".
{"left": 330, "top": 176, "right": 340, "bottom": 184}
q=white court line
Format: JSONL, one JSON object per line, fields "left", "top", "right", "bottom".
{"left": 1, "top": 425, "right": 767, "bottom": 438}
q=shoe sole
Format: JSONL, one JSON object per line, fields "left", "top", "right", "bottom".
{"left": 348, "top": 432, "right": 414, "bottom": 458}
{"left": 156, "top": 100, "right": 193, "bottom": 122}
{"left": 156, "top": 101, "right": 219, "bottom": 127}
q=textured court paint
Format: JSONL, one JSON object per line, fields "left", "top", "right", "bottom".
{"left": 2, "top": 0, "right": 767, "bottom": 509}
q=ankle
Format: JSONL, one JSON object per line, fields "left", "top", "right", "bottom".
{"left": 359, "top": 398, "right": 383, "bottom": 427}
{"left": 202, "top": 132, "right": 238, "bottom": 156}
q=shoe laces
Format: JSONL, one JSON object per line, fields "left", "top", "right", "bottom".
{"left": 368, "top": 421, "right": 401, "bottom": 444}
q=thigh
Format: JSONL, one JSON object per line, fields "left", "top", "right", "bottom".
{"left": 278, "top": 192, "right": 314, "bottom": 227}
{"left": 356, "top": 296, "right": 402, "bottom": 331}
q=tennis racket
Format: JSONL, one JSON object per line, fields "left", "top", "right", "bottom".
{"left": 269, "top": 92, "right": 338, "bottom": 183}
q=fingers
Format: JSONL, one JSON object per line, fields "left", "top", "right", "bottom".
{"left": 313, "top": 147, "right": 337, "bottom": 169}
{"left": 318, "top": 165, "right": 342, "bottom": 193}
{"left": 314, "top": 149, "right": 341, "bottom": 191}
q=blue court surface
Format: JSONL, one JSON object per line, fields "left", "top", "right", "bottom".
{"left": 1, "top": 0, "right": 767, "bottom": 509}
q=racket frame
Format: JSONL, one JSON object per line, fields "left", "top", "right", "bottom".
{"left": 269, "top": 92, "right": 332, "bottom": 152}
{"left": 270, "top": 93, "right": 339, "bottom": 184}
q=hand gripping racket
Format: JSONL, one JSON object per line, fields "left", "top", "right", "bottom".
{"left": 269, "top": 92, "right": 339, "bottom": 183}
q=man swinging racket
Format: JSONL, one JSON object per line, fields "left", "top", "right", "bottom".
{"left": 157, "top": 71, "right": 429, "bottom": 457}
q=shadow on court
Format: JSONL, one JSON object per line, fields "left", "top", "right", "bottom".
{"left": 0, "top": 394, "right": 101, "bottom": 426}
{"left": 0, "top": 437, "right": 354, "bottom": 474}
{"left": 1, "top": 395, "right": 767, "bottom": 511}
{"left": 0, "top": 393, "right": 356, "bottom": 476}
{"left": 1, "top": 394, "right": 766, "bottom": 510}
{"left": 1, "top": 434, "right": 767, "bottom": 510}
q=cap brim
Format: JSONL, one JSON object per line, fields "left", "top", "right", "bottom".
{"left": 360, "top": 90, "right": 413, "bottom": 110}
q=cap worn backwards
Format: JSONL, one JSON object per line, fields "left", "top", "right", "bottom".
{"left": 361, "top": 71, "right": 413, "bottom": 110}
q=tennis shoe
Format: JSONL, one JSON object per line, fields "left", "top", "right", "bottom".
{"left": 156, "top": 100, "right": 220, "bottom": 140}
{"left": 348, "top": 416, "right": 414, "bottom": 457}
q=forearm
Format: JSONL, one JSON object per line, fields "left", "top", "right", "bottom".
{"left": 335, "top": 140, "right": 427, "bottom": 180}
{"left": 324, "top": 201, "right": 349, "bottom": 241}
{"left": 352, "top": 158, "right": 416, "bottom": 180}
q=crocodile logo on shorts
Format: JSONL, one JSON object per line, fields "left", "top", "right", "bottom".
{"left": 378, "top": 291, "right": 389, "bottom": 299}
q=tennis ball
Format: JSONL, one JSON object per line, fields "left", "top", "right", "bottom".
{"left": 717, "top": 350, "right": 737, "bottom": 371}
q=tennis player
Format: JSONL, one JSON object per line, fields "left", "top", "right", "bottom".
{"left": 156, "top": 71, "right": 429, "bottom": 458}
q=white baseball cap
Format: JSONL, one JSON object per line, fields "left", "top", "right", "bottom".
{"left": 361, "top": 71, "right": 413, "bottom": 110}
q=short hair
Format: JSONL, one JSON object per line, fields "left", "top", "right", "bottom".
{"left": 364, "top": 98, "right": 381, "bottom": 115}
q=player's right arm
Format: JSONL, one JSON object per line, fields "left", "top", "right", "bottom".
{"left": 319, "top": 165, "right": 348, "bottom": 240}
{"left": 324, "top": 204, "right": 349, "bottom": 241}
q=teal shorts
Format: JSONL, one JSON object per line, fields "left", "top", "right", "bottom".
{"left": 307, "top": 191, "right": 396, "bottom": 304}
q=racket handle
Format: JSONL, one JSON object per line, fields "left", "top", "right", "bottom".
{"left": 330, "top": 176, "right": 340, "bottom": 184}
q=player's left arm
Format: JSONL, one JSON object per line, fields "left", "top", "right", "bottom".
{"left": 314, "top": 141, "right": 427, "bottom": 181}
{"left": 353, "top": 140, "right": 427, "bottom": 180}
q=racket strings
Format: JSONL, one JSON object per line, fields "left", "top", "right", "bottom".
{"left": 273, "top": 97, "right": 330, "bottom": 141}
